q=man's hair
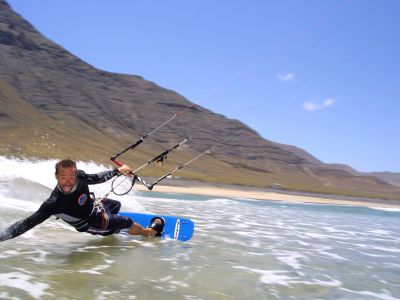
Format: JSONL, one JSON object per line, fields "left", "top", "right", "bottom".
{"left": 55, "top": 159, "right": 77, "bottom": 175}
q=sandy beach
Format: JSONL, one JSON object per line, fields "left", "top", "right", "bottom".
{"left": 135, "top": 183, "right": 400, "bottom": 209}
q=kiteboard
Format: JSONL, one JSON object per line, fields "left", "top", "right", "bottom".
{"left": 119, "top": 212, "right": 194, "bottom": 242}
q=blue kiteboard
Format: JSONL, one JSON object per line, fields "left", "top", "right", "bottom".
{"left": 119, "top": 212, "right": 194, "bottom": 242}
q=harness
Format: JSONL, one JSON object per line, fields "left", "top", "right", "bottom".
{"left": 91, "top": 201, "right": 109, "bottom": 230}
{"left": 55, "top": 193, "right": 110, "bottom": 231}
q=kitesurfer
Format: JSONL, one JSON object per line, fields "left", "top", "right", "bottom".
{"left": 0, "top": 159, "right": 165, "bottom": 242}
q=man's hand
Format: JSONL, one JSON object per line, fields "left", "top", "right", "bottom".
{"left": 118, "top": 164, "right": 133, "bottom": 176}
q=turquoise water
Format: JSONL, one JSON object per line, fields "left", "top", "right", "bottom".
{"left": 0, "top": 157, "right": 400, "bottom": 299}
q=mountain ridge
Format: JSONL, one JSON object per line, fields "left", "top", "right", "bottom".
{"left": 1, "top": 0, "right": 399, "bottom": 199}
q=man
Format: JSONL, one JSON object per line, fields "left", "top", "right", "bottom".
{"left": 0, "top": 159, "right": 164, "bottom": 242}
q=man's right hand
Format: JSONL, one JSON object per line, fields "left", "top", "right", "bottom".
{"left": 118, "top": 164, "right": 133, "bottom": 176}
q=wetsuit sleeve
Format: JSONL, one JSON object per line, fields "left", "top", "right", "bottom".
{"left": 77, "top": 169, "right": 120, "bottom": 185}
{"left": 0, "top": 200, "right": 54, "bottom": 242}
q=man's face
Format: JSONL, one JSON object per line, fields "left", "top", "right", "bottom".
{"left": 56, "top": 167, "right": 77, "bottom": 194}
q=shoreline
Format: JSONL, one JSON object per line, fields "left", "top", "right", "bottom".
{"left": 134, "top": 183, "right": 400, "bottom": 209}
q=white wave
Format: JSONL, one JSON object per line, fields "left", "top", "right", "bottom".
{"left": 371, "top": 207, "right": 400, "bottom": 212}
{"left": 7, "top": 250, "right": 50, "bottom": 264}
{"left": 78, "top": 263, "right": 112, "bottom": 275}
{"left": 311, "top": 277, "right": 342, "bottom": 287}
{"left": 203, "top": 198, "right": 234, "bottom": 205}
{"left": 0, "top": 250, "right": 22, "bottom": 259}
{"left": 234, "top": 266, "right": 343, "bottom": 288}
{"left": 0, "top": 272, "right": 50, "bottom": 299}
{"left": 0, "top": 195, "right": 40, "bottom": 212}
{"left": 355, "top": 243, "right": 400, "bottom": 254}
{"left": 357, "top": 251, "right": 393, "bottom": 258}
{"left": 97, "top": 291, "right": 125, "bottom": 300}
{"left": 0, "top": 156, "right": 120, "bottom": 193}
{"left": 317, "top": 247, "right": 349, "bottom": 261}
{"left": 233, "top": 266, "right": 293, "bottom": 286}
{"left": 304, "top": 232, "right": 335, "bottom": 240}
{"left": 0, "top": 156, "right": 59, "bottom": 189}
{"left": 369, "top": 229, "right": 391, "bottom": 235}
{"left": 340, "top": 288, "right": 399, "bottom": 300}
{"left": 276, "top": 251, "right": 308, "bottom": 270}
{"left": 242, "top": 251, "right": 266, "bottom": 256}
{"left": 117, "top": 195, "right": 147, "bottom": 213}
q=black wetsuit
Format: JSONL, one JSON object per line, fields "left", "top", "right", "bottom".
{"left": 0, "top": 169, "right": 133, "bottom": 242}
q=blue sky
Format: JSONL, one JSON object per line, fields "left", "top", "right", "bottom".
{"left": 7, "top": 0, "right": 400, "bottom": 172}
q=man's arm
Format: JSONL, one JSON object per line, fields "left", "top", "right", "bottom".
{"left": 0, "top": 209, "right": 51, "bottom": 242}
{"left": 77, "top": 169, "right": 120, "bottom": 185}
{"left": 78, "top": 165, "right": 132, "bottom": 185}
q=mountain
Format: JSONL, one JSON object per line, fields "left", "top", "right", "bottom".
{"left": 367, "top": 172, "right": 400, "bottom": 188}
{"left": 1, "top": 0, "right": 400, "bottom": 199}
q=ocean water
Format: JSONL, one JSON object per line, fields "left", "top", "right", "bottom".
{"left": 0, "top": 156, "right": 400, "bottom": 300}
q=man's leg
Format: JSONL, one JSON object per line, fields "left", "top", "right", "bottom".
{"left": 89, "top": 200, "right": 164, "bottom": 237}
{"left": 87, "top": 217, "right": 162, "bottom": 237}
{"left": 101, "top": 198, "right": 121, "bottom": 214}
{"left": 104, "top": 213, "right": 164, "bottom": 237}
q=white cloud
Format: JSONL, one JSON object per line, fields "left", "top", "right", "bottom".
{"left": 302, "top": 98, "right": 335, "bottom": 111}
{"left": 323, "top": 98, "right": 335, "bottom": 107}
{"left": 303, "top": 101, "right": 318, "bottom": 111}
{"left": 278, "top": 73, "right": 295, "bottom": 81}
